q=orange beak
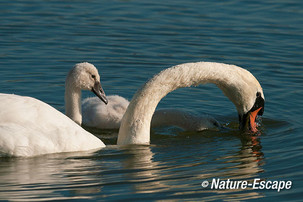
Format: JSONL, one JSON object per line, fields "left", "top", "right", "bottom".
{"left": 239, "top": 93, "right": 264, "bottom": 133}
{"left": 249, "top": 107, "right": 262, "bottom": 133}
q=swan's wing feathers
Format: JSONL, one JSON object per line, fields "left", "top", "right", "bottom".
{"left": 0, "top": 94, "right": 104, "bottom": 157}
{"left": 82, "top": 95, "right": 129, "bottom": 129}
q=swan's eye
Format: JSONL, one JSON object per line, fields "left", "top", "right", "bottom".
{"left": 256, "top": 92, "right": 261, "bottom": 97}
{"left": 91, "top": 75, "right": 96, "bottom": 79}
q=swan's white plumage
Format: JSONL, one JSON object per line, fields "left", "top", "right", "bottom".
{"left": 151, "top": 109, "right": 220, "bottom": 131}
{"left": 0, "top": 62, "right": 107, "bottom": 157}
{"left": 0, "top": 94, "right": 105, "bottom": 157}
{"left": 65, "top": 62, "right": 106, "bottom": 125}
{"left": 118, "top": 62, "right": 264, "bottom": 145}
{"left": 82, "top": 95, "right": 220, "bottom": 131}
{"left": 82, "top": 95, "right": 129, "bottom": 129}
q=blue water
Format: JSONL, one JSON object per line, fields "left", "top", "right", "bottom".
{"left": 1, "top": 0, "right": 303, "bottom": 201}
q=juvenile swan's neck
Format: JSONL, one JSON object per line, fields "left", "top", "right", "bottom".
{"left": 65, "top": 76, "right": 82, "bottom": 125}
{"left": 118, "top": 62, "right": 260, "bottom": 145}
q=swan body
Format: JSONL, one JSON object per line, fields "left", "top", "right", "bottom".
{"left": 151, "top": 109, "right": 220, "bottom": 131}
{"left": 0, "top": 62, "right": 108, "bottom": 157}
{"left": 82, "top": 95, "right": 220, "bottom": 130}
{"left": 82, "top": 95, "right": 129, "bottom": 129}
{"left": 118, "top": 62, "right": 265, "bottom": 145}
{"left": 0, "top": 94, "right": 105, "bottom": 157}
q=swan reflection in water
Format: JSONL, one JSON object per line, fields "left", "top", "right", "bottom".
{"left": 119, "top": 133, "right": 265, "bottom": 200}
{"left": 200, "top": 135, "right": 265, "bottom": 200}
{"left": 0, "top": 150, "right": 104, "bottom": 200}
{"left": 0, "top": 134, "right": 265, "bottom": 201}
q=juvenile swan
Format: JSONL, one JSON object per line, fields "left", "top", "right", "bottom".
{"left": 82, "top": 95, "right": 220, "bottom": 130}
{"left": 0, "top": 62, "right": 108, "bottom": 157}
{"left": 82, "top": 95, "right": 129, "bottom": 129}
{"left": 118, "top": 62, "right": 265, "bottom": 145}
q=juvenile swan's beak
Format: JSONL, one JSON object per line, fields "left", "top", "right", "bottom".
{"left": 91, "top": 81, "right": 108, "bottom": 105}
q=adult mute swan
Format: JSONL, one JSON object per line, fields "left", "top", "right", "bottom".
{"left": 118, "top": 62, "right": 265, "bottom": 145}
{"left": 82, "top": 95, "right": 220, "bottom": 130}
{"left": 0, "top": 62, "right": 108, "bottom": 157}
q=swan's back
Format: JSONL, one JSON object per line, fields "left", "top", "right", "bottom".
{"left": 0, "top": 93, "right": 104, "bottom": 157}
{"left": 81, "top": 95, "right": 220, "bottom": 131}
{"left": 151, "top": 109, "right": 220, "bottom": 131}
{"left": 82, "top": 95, "right": 129, "bottom": 129}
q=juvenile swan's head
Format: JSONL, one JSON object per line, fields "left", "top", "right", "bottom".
{"left": 67, "top": 62, "right": 108, "bottom": 104}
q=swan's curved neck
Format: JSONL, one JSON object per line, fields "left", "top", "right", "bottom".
{"left": 65, "top": 79, "right": 82, "bottom": 125}
{"left": 118, "top": 62, "right": 256, "bottom": 145}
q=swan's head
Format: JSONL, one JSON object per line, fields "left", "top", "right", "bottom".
{"left": 67, "top": 62, "right": 108, "bottom": 104}
{"left": 221, "top": 68, "right": 265, "bottom": 133}
{"left": 238, "top": 91, "right": 264, "bottom": 133}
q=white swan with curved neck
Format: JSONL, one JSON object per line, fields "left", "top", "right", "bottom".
{"left": 118, "top": 62, "right": 265, "bottom": 145}
{"left": 0, "top": 62, "right": 108, "bottom": 157}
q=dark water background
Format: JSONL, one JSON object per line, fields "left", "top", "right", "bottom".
{"left": 0, "top": 0, "right": 303, "bottom": 201}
